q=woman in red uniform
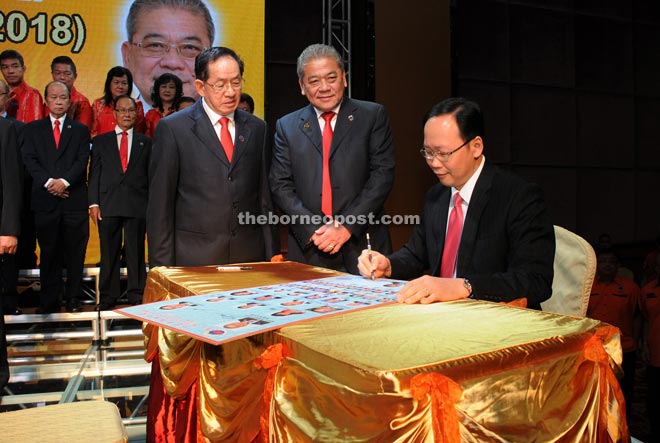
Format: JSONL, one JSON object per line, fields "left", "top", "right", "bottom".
{"left": 91, "top": 66, "right": 145, "bottom": 137}
{"left": 145, "top": 73, "right": 183, "bottom": 138}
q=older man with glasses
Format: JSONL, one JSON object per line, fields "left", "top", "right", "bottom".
{"left": 88, "top": 95, "right": 151, "bottom": 310}
{"left": 146, "top": 47, "right": 278, "bottom": 268}
{"left": 121, "top": 0, "right": 215, "bottom": 111}
{"left": 358, "top": 97, "right": 555, "bottom": 310}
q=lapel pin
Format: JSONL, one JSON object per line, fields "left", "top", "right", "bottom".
{"left": 304, "top": 122, "right": 310, "bottom": 129}
{"left": 238, "top": 135, "right": 245, "bottom": 142}
{"left": 67, "top": 124, "right": 72, "bottom": 129}
{"left": 348, "top": 115, "right": 354, "bottom": 122}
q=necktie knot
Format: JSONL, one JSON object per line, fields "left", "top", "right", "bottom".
{"left": 321, "top": 111, "right": 335, "bottom": 124}
{"left": 454, "top": 193, "right": 463, "bottom": 207}
{"left": 54, "top": 120, "right": 60, "bottom": 128}
{"left": 219, "top": 116, "right": 229, "bottom": 126}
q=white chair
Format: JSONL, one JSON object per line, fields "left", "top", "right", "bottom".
{"left": 541, "top": 225, "right": 596, "bottom": 317}
{"left": 0, "top": 401, "right": 127, "bottom": 443}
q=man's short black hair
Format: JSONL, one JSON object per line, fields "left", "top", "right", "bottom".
{"left": 239, "top": 93, "right": 254, "bottom": 113}
{"left": 195, "top": 47, "right": 244, "bottom": 82}
{"left": 51, "top": 55, "right": 77, "bottom": 75}
{"left": 424, "top": 97, "right": 484, "bottom": 142}
{"left": 0, "top": 50, "right": 24, "bottom": 66}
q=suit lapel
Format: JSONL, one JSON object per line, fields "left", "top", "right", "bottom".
{"left": 102, "top": 132, "right": 124, "bottom": 174}
{"left": 38, "top": 118, "right": 58, "bottom": 156}
{"left": 55, "top": 117, "right": 74, "bottom": 159}
{"left": 126, "top": 133, "right": 146, "bottom": 174}
{"left": 456, "top": 163, "right": 495, "bottom": 275}
{"left": 299, "top": 105, "right": 322, "bottom": 155}
{"left": 330, "top": 98, "right": 355, "bottom": 157}
{"left": 430, "top": 187, "right": 451, "bottom": 276}
{"left": 229, "top": 110, "right": 252, "bottom": 171}
{"left": 190, "top": 101, "right": 229, "bottom": 167}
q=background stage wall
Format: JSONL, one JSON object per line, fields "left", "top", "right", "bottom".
{"left": 1, "top": 0, "right": 265, "bottom": 264}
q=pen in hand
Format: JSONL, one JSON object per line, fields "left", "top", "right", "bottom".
{"left": 366, "top": 233, "right": 375, "bottom": 280}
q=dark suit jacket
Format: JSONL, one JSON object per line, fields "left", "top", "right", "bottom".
{"left": 88, "top": 130, "right": 151, "bottom": 218}
{"left": 389, "top": 163, "right": 555, "bottom": 310}
{"left": 22, "top": 116, "right": 90, "bottom": 212}
{"left": 270, "top": 98, "right": 396, "bottom": 274}
{"left": 0, "top": 118, "right": 22, "bottom": 236}
{"left": 146, "top": 101, "right": 276, "bottom": 267}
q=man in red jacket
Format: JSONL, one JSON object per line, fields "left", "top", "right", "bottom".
{"left": 0, "top": 49, "right": 44, "bottom": 123}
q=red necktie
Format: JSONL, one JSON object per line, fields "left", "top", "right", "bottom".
{"left": 440, "top": 193, "right": 464, "bottom": 278}
{"left": 219, "top": 116, "right": 233, "bottom": 162}
{"left": 321, "top": 111, "right": 335, "bottom": 217}
{"left": 53, "top": 120, "right": 61, "bottom": 149}
{"left": 119, "top": 131, "right": 128, "bottom": 172}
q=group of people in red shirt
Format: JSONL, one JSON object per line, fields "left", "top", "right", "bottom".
{"left": 0, "top": 49, "right": 200, "bottom": 314}
{"left": 587, "top": 236, "right": 660, "bottom": 440}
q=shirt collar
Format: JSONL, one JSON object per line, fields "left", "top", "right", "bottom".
{"left": 49, "top": 114, "right": 65, "bottom": 126}
{"left": 115, "top": 126, "right": 134, "bottom": 136}
{"left": 451, "top": 155, "right": 485, "bottom": 205}
{"left": 313, "top": 103, "right": 341, "bottom": 120}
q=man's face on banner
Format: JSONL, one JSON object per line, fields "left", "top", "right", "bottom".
{"left": 121, "top": 7, "right": 211, "bottom": 105}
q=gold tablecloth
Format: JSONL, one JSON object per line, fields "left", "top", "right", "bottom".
{"left": 143, "top": 262, "right": 343, "bottom": 442}
{"left": 274, "top": 301, "right": 625, "bottom": 442}
{"left": 142, "top": 262, "right": 626, "bottom": 443}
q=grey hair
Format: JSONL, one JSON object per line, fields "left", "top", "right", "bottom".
{"left": 44, "top": 81, "right": 70, "bottom": 99}
{"left": 126, "top": 0, "right": 215, "bottom": 45}
{"left": 296, "top": 44, "right": 344, "bottom": 81}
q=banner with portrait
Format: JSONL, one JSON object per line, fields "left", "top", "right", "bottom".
{"left": 1, "top": 0, "right": 265, "bottom": 263}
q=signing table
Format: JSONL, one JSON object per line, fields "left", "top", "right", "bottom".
{"left": 142, "top": 262, "right": 627, "bottom": 443}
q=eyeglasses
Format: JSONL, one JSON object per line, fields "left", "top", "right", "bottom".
{"left": 115, "top": 108, "right": 136, "bottom": 115}
{"left": 132, "top": 40, "right": 205, "bottom": 59}
{"left": 204, "top": 79, "right": 242, "bottom": 93}
{"left": 420, "top": 137, "right": 475, "bottom": 162}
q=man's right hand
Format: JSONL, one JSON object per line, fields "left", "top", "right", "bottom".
{"left": 89, "top": 206, "right": 102, "bottom": 225}
{"left": 357, "top": 249, "right": 392, "bottom": 279}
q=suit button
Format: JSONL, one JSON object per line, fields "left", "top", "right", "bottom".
{"left": 228, "top": 176, "right": 233, "bottom": 181}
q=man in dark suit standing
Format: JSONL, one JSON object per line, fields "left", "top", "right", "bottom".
{"left": 358, "top": 98, "right": 555, "bottom": 310}
{"left": 0, "top": 116, "right": 23, "bottom": 390}
{"left": 0, "top": 79, "right": 26, "bottom": 316}
{"left": 270, "top": 44, "right": 396, "bottom": 274}
{"left": 22, "top": 81, "right": 90, "bottom": 313}
{"left": 147, "top": 47, "right": 277, "bottom": 266}
{"left": 89, "top": 95, "right": 150, "bottom": 310}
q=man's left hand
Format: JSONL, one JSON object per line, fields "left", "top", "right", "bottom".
{"left": 311, "top": 219, "right": 351, "bottom": 255}
{"left": 397, "top": 275, "right": 471, "bottom": 304}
